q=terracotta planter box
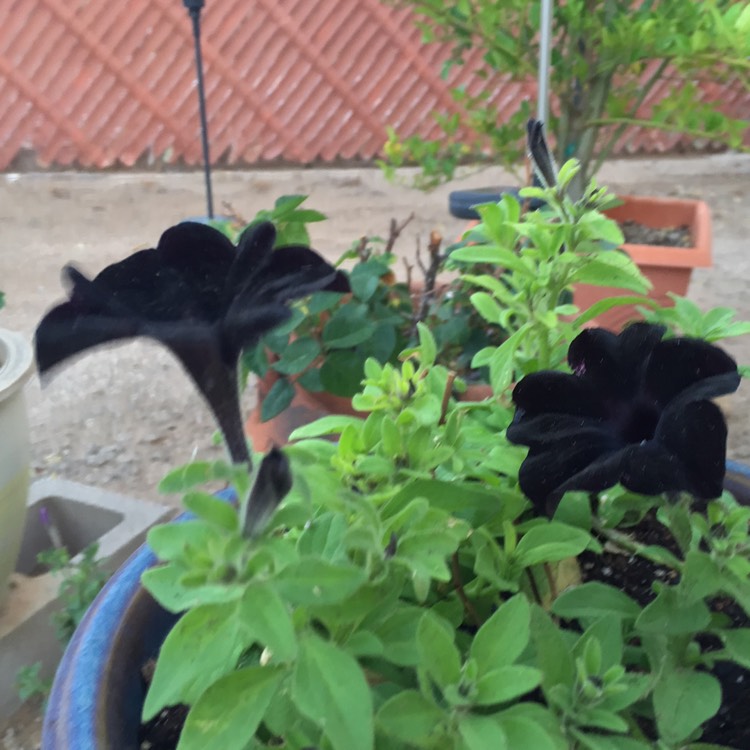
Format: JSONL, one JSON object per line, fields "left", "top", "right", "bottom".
{"left": 573, "top": 195, "right": 712, "bottom": 331}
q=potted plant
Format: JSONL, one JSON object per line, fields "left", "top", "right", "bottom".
{"left": 381, "top": 1, "right": 748, "bottom": 322}
{"left": 381, "top": 0, "right": 749, "bottom": 193}
{"left": 39, "top": 132, "right": 750, "bottom": 749}
{"left": 0, "top": 291, "right": 35, "bottom": 608}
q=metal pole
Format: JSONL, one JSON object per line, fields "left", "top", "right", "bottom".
{"left": 184, "top": 0, "right": 214, "bottom": 218}
{"left": 537, "top": 0, "right": 553, "bottom": 125}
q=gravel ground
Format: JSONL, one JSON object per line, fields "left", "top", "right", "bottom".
{"left": 0, "top": 153, "right": 749, "bottom": 747}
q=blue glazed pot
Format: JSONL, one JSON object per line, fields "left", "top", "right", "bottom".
{"left": 41, "top": 538, "right": 177, "bottom": 750}
{"left": 42, "top": 487, "right": 233, "bottom": 750}
{"left": 42, "top": 469, "right": 750, "bottom": 749}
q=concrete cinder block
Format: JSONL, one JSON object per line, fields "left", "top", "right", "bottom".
{"left": 0, "top": 478, "right": 172, "bottom": 720}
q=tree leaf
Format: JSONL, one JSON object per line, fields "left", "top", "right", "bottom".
{"left": 292, "top": 632, "right": 374, "bottom": 750}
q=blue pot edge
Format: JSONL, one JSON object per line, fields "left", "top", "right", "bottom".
{"left": 43, "top": 488, "right": 235, "bottom": 750}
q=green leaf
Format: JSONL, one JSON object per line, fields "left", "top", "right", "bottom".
{"left": 349, "top": 260, "right": 389, "bottom": 302}
{"left": 636, "top": 587, "right": 711, "bottom": 635}
{"left": 319, "top": 350, "right": 368, "bottom": 396}
{"left": 571, "top": 252, "right": 650, "bottom": 294}
{"left": 679, "top": 550, "right": 723, "bottom": 604}
{"left": 261, "top": 378, "right": 295, "bottom": 421}
{"left": 416, "top": 321, "right": 437, "bottom": 367}
{"left": 451, "top": 244, "right": 532, "bottom": 276}
{"left": 722, "top": 629, "right": 750, "bottom": 669}
{"left": 159, "top": 460, "right": 247, "bottom": 494}
{"left": 271, "top": 338, "right": 321, "bottom": 375}
{"left": 292, "top": 632, "right": 374, "bottom": 750}
{"left": 577, "top": 212, "right": 624, "bottom": 245}
{"left": 574, "top": 295, "right": 659, "bottom": 328}
{"left": 141, "top": 564, "right": 244, "bottom": 612}
{"left": 458, "top": 715, "right": 508, "bottom": 750}
{"left": 514, "top": 522, "right": 591, "bottom": 566}
{"left": 417, "top": 611, "right": 461, "bottom": 688}
{"left": 483, "top": 328, "right": 526, "bottom": 393}
{"left": 552, "top": 582, "right": 641, "bottom": 621}
{"left": 289, "top": 414, "right": 364, "bottom": 440}
{"left": 471, "top": 594, "right": 530, "bottom": 671}
{"left": 372, "top": 605, "right": 425, "bottom": 666}
{"left": 274, "top": 557, "right": 366, "bottom": 605}
{"left": 470, "top": 291, "right": 503, "bottom": 324}
{"left": 182, "top": 492, "right": 238, "bottom": 533}
{"left": 653, "top": 670, "right": 721, "bottom": 744}
{"left": 143, "top": 602, "right": 242, "bottom": 720}
{"left": 496, "top": 712, "right": 559, "bottom": 750}
{"left": 147, "top": 520, "right": 221, "bottom": 562}
{"left": 376, "top": 690, "right": 445, "bottom": 745}
{"left": 307, "top": 290, "right": 345, "bottom": 314}
{"left": 531, "top": 606, "right": 575, "bottom": 693}
{"left": 239, "top": 581, "right": 297, "bottom": 662}
{"left": 177, "top": 666, "right": 285, "bottom": 750}
{"left": 322, "top": 306, "right": 376, "bottom": 348}
{"left": 474, "top": 665, "right": 542, "bottom": 705}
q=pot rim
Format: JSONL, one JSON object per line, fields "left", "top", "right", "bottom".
{"left": 0, "top": 328, "right": 34, "bottom": 401}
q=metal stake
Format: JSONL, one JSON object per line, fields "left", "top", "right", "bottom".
{"left": 537, "top": 0, "right": 553, "bottom": 125}
{"left": 183, "top": 0, "right": 214, "bottom": 218}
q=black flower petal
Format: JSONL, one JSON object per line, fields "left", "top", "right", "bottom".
{"left": 508, "top": 323, "right": 739, "bottom": 514}
{"left": 35, "top": 220, "right": 349, "bottom": 466}
{"left": 567, "top": 323, "right": 665, "bottom": 401}
{"left": 643, "top": 337, "right": 740, "bottom": 408}
{"left": 511, "top": 371, "right": 607, "bottom": 420}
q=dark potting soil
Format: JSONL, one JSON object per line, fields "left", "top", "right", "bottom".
{"left": 139, "top": 704, "right": 188, "bottom": 750}
{"left": 581, "top": 511, "right": 750, "bottom": 748}
{"left": 620, "top": 219, "right": 692, "bottom": 248}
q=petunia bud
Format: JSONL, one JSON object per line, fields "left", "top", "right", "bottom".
{"left": 241, "top": 447, "right": 292, "bottom": 538}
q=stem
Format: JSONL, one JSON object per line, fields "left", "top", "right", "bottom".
{"left": 525, "top": 568, "right": 544, "bottom": 605}
{"left": 439, "top": 372, "right": 457, "bottom": 425}
{"left": 451, "top": 553, "right": 481, "bottom": 628}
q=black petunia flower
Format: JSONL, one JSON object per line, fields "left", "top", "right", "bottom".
{"left": 35, "top": 220, "right": 348, "bottom": 466}
{"left": 506, "top": 322, "right": 741, "bottom": 514}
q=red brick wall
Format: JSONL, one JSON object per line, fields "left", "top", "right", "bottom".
{"left": 0, "top": 0, "right": 747, "bottom": 170}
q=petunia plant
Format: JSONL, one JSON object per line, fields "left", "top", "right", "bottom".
{"left": 37, "top": 121, "right": 750, "bottom": 749}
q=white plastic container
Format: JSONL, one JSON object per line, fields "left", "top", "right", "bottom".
{"left": 0, "top": 328, "right": 34, "bottom": 609}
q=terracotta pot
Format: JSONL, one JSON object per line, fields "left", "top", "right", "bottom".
{"left": 246, "top": 369, "right": 492, "bottom": 452}
{"left": 573, "top": 195, "right": 712, "bottom": 331}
